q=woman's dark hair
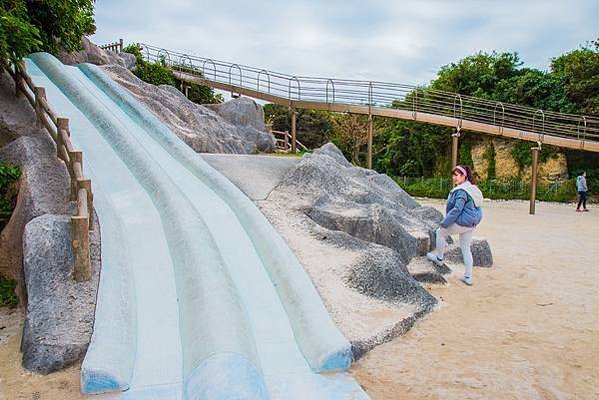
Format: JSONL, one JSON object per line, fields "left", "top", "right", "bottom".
{"left": 452, "top": 165, "right": 477, "bottom": 184}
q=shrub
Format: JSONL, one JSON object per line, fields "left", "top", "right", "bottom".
{"left": 0, "top": 163, "right": 20, "bottom": 228}
{"left": 0, "top": 274, "right": 18, "bottom": 308}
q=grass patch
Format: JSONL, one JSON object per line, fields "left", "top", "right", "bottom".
{"left": 0, "top": 275, "right": 18, "bottom": 308}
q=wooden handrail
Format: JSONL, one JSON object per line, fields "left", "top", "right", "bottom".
{"left": 271, "top": 129, "right": 308, "bottom": 153}
{"left": 99, "top": 38, "right": 124, "bottom": 53}
{"left": 3, "top": 61, "right": 93, "bottom": 281}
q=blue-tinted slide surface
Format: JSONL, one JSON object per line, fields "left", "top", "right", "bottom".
{"left": 25, "top": 53, "right": 368, "bottom": 400}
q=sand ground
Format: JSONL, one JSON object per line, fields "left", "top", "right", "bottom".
{"left": 1, "top": 200, "right": 597, "bottom": 399}
{"left": 353, "top": 199, "right": 599, "bottom": 400}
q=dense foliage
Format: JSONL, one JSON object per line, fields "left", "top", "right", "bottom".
{"left": 0, "top": 162, "right": 20, "bottom": 229}
{"left": 0, "top": 0, "right": 95, "bottom": 64}
{"left": 263, "top": 104, "right": 333, "bottom": 149}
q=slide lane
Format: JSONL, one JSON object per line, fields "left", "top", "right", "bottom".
{"left": 28, "top": 53, "right": 367, "bottom": 399}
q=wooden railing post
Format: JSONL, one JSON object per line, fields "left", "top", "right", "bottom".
{"left": 8, "top": 60, "right": 94, "bottom": 282}
{"left": 529, "top": 143, "right": 541, "bottom": 215}
{"left": 291, "top": 108, "right": 297, "bottom": 153}
{"left": 119, "top": 38, "right": 124, "bottom": 53}
{"left": 367, "top": 114, "right": 374, "bottom": 169}
{"left": 72, "top": 189, "right": 91, "bottom": 281}
{"left": 79, "top": 179, "right": 94, "bottom": 230}
{"left": 284, "top": 130, "right": 289, "bottom": 151}
{"left": 34, "top": 87, "right": 46, "bottom": 127}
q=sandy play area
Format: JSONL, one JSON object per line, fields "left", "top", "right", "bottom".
{"left": 353, "top": 199, "right": 599, "bottom": 400}
{"left": 1, "top": 199, "right": 597, "bottom": 400}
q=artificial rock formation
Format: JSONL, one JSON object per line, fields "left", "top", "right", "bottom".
{"left": 101, "top": 64, "right": 276, "bottom": 154}
{"left": 57, "top": 36, "right": 136, "bottom": 71}
{"left": 21, "top": 213, "right": 101, "bottom": 373}
{"left": 259, "top": 143, "right": 494, "bottom": 356}
{"left": 0, "top": 71, "right": 100, "bottom": 373}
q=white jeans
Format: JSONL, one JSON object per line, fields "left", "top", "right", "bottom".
{"left": 434, "top": 223, "right": 475, "bottom": 279}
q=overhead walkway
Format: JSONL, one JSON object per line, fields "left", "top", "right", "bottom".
{"left": 139, "top": 43, "right": 599, "bottom": 155}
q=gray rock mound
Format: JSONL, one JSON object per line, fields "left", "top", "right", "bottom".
{"left": 262, "top": 143, "right": 494, "bottom": 357}
{"left": 58, "top": 36, "right": 135, "bottom": 70}
{"left": 101, "top": 64, "right": 276, "bottom": 154}
{"left": 272, "top": 143, "right": 442, "bottom": 262}
{"left": 445, "top": 238, "right": 493, "bottom": 267}
{"left": 206, "top": 97, "right": 275, "bottom": 152}
{"left": 262, "top": 143, "right": 451, "bottom": 356}
{"left": 21, "top": 213, "right": 101, "bottom": 374}
{"left": 406, "top": 256, "right": 450, "bottom": 284}
{"left": 346, "top": 249, "right": 437, "bottom": 307}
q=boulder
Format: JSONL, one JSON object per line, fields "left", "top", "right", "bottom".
{"left": 445, "top": 238, "right": 493, "bottom": 267}
{"left": 101, "top": 64, "right": 276, "bottom": 154}
{"left": 269, "top": 143, "right": 442, "bottom": 262}
{"left": 21, "top": 213, "right": 101, "bottom": 374}
{"left": 119, "top": 52, "right": 137, "bottom": 71}
{"left": 206, "top": 97, "right": 275, "bottom": 152}
{"left": 0, "top": 135, "right": 71, "bottom": 300}
{"left": 262, "top": 143, "right": 450, "bottom": 355}
{"left": 57, "top": 37, "right": 136, "bottom": 71}
{"left": 346, "top": 247, "right": 437, "bottom": 308}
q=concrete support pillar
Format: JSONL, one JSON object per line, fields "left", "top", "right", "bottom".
{"left": 529, "top": 145, "right": 540, "bottom": 215}
{"left": 291, "top": 109, "right": 297, "bottom": 153}
{"left": 367, "top": 114, "right": 373, "bottom": 169}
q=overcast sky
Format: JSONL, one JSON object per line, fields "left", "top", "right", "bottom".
{"left": 91, "top": 0, "right": 598, "bottom": 85}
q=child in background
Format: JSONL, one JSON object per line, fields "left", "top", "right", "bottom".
{"left": 576, "top": 172, "right": 589, "bottom": 212}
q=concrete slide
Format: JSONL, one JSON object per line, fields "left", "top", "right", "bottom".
{"left": 26, "top": 53, "right": 368, "bottom": 400}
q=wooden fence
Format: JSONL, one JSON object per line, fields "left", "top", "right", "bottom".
{"left": 270, "top": 128, "right": 308, "bottom": 153}
{"left": 3, "top": 62, "right": 93, "bottom": 282}
{"left": 99, "top": 39, "right": 124, "bottom": 53}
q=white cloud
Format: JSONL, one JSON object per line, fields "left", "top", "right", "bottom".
{"left": 91, "top": 0, "right": 598, "bottom": 85}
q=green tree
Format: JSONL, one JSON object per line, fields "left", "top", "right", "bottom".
{"left": 0, "top": 0, "right": 41, "bottom": 64}
{"left": 186, "top": 84, "right": 223, "bottom": 105}
{"left": 123, "top": 44, "right": 176, "bottom": 86}
{"left": 431, "top": 51, "right": 522, "bottom": 96}
{"left": 485, "top": 142, "right": 496, "bottom": 180}
{"left": 551, "top": 40, "right": 599, "bottom": 115}
{"left": 26, "top": 0, "right": 95, "bottom": 54}
{"left": 375, "top": 120, "right": 452, "bottom": 177}
{"left": 493, "top": 68, "right": 575, "bottom": 112}
{"left": 1, "top": 0, "right": 95, "bottom": 65}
